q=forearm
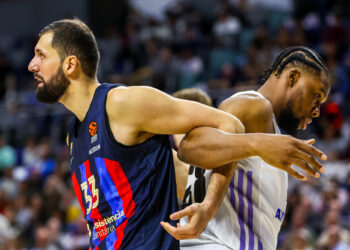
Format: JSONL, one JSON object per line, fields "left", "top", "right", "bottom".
{"left": 172, "top": 150, "right": 189, "bottom": 199}
{"left": 202, "top": 162, "right": 237, "bottom": 217}
{"left": 178, "top": 127, "right": 261, "bottom": 169}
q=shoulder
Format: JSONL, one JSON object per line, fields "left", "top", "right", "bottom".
{"left": 106, "top": 85, "right": 174, "bottom": 127}
{"left": 219, "top": 93, "right": 273, "bottom": 117}
{"left": 107, "top": 85, "right": 145, "bottom": 104}
{"left": 219, "top": 93, "right": 274, "bottom": 133}
{"left": 107, "top": 86, "right": 167, "bottom": 108}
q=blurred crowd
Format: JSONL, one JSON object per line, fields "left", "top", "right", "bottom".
{"left": 1, "top": 0, "right": 350, "bottom": 249}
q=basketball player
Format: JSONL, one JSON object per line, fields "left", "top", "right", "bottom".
{"left": 28, "top": 18, "right": 327, "bottom": 250}
{"left": 162, "top": 47, "right": 331, "bottom": 250}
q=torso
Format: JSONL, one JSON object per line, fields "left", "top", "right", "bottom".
{"left": 180, "top": 91, "right": 288, "bottom": 250}
{"left": 68, "top": 83, "right": 179, "bottom": 250}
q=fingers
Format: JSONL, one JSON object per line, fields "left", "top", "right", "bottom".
{"left": 160, "top": 221, "right": 181, "bottom": 239}
{"left": 294, "top": 149, "right": 325, "bottom": 174}
{"left": 283, "top": 164, "right": 307, "bottom": 181}
{"left": 296, "top": 139, "right": 327, "bottom": 161}
{"left": 303, "top": 139, "right": 315, "bottom": 145}
{"left": 170, "top": 206, "right": 192, "bottom": 220}
{"left": 161, "top": 204, "right": 204, "bottom": 240}
{"left": 160, "top": 221, "right": 200, "bottom": 240}
{"left": 291, "top": 157, "right": 320, "bottom": 178}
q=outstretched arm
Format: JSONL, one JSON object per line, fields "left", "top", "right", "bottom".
{"left": 178, "top": 96, "right": 327, "bottom": 179}
{"left": 178, "top": 130, "right": 325, "bottom": 179}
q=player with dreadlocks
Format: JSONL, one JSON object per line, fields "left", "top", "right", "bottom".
{"left": 162, "top": 46, "right": 330, "bottom": 250}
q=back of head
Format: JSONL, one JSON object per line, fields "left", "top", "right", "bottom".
{"left": 261, "top": 46, "right": 329, "bottom": 84}
{"left": 172, "top": 88, "right": 213, "bottom": 107}
{"left": 39, "top": 18, "right": 100, "bottom": 78}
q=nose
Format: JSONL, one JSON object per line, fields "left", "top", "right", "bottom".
{"left": 312, "top": 107, "right": 320, "bottom": 118}
{"left": 28, "top": 57, "right": 39, "bottom": 72}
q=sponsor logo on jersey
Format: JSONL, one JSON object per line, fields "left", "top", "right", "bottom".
{"left": 92, "top": 225, "right": 116, "bottom": 240}
{"left": 89, "top": 144, "right": 101, "bottom": 155}
{"left": 89, "top": 209, "right": 125, "bottom": 239}
{"left": 94, "top": 209, "right": 125, "bottom": 229}
{"left": 89, "top": 121, "right": 98, "bottom": 144}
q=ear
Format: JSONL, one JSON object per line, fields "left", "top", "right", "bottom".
{"left": 288, "top": 69, "right": 300, "bottom": 88}
{"left": 62, "top": 56, "right": 78, "bottom": 76}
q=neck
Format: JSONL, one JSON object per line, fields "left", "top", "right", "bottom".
{"left": 59, "top": 78, "right": 100, "bottom": 121}
{"left": 257, "top": 79, "right": 287, "bottom": 122}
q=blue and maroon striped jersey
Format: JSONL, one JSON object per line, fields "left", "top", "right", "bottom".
{"left": 67, "top": 83, "right": 179, "bottom": 249}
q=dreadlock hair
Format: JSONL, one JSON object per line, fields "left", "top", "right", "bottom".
{"left": 261, "top": 46, "right": 329, "bottom": 84}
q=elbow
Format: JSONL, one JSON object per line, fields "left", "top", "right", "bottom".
{"left": 177, "top": 139, "right": 217, "bottom": 170}
{"left": 177, "top": 139, "right": 190, "bottom": 164}
{"left": 233, "top": 118, "right": 245, "bottom": 134}
{"left": 219, "top": 115, "right": 245, "bottom": 134}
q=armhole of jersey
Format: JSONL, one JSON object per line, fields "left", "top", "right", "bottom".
{"left": 104, "top": 85, "right": 126, "bottom": 147}
{"left": 103, "top": 86, "right": 162, "bottom": 150}
{"left": 234, "top": 90, "right": 279, "bottom": 134}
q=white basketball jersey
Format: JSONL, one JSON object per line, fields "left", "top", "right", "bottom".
{"left": 180, "top": 91, "right": 288, "bottom": 250}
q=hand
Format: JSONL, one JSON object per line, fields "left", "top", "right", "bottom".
{"left": 160, "top": 202, "right": 213, "bottom": 240}
{"left": 254, "top": 135, "right": 327, "bottom": 180}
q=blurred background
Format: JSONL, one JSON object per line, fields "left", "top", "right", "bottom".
{"left": 0, "top": 0, "right": 350, "bottom": 249}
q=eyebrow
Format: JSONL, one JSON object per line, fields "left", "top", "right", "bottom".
{"left": 35, "top": 48, "right": 46, "bottom": 54}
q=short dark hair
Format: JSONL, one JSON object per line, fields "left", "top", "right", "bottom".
{"left": 39, "top": 18, "right": 100, "bottom": 78}
{"left": 261, "top": 46, "right": 329, "bottom": 84}
{"left": 173, "top": 88, "right": 213, "bottom": 107}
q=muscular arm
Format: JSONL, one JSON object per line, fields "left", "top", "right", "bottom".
{"left": 178, "top": 128, "right": 265, "bottom": 169}
{"left": 106, "top": 86, "right": 244, "bottom": 147}
{"left": 201, "top": 162, "right": 237, "bottom": 218}
{"left": 172, "top": 149, "right": 189, "bottom": 199}
{"left": 177, "top": 96, "right": 273, "bottom": 168}
{"left": 162, "top": 161, "right": 237, "bottom": 240}
{"left": 178, "top": 95, "right": 326, "bottom": 175}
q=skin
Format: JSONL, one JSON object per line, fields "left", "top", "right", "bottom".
{"left": 162, "top": 65, "right": 330, "bottom": 240}
{"left": 172, "top": 134, "right": 189, "bottom": 199}
{"left": 28, "top": 33, "right": 328, "bottom": 241}
{"left": 28, "top": 32, "right": 244, "bottom": 239}
{"left": 28, "top": 33, "right": 244, "bottom": 138}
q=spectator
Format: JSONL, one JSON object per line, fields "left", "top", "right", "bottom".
{"left": 0, "top": 134, "right": 16, "bottom": 170}
{"left": 0, "top": 0, "right": 349, "bottom": 248}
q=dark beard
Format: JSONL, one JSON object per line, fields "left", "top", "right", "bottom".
{"left": 35, "top": 67, "right": 70, "bottom": 104}
{"left": 278, "top": 105, "right": 299, "bottom": 137}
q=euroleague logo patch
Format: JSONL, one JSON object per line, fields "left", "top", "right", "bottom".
{"left": 89, "top": 122, "right": 98, "bottom": 136}
{"left": 89, "top": 122, "right": 98, "bottom": 144}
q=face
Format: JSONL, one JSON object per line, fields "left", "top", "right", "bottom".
{"left": 28, "top": 32, "right": 70, "bottom": 104}
{"left": 280, "top": 70, "right": 330, "bottom": 136}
